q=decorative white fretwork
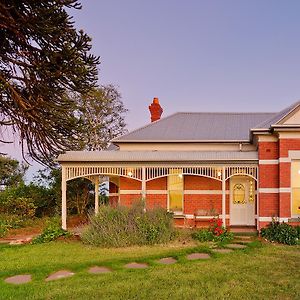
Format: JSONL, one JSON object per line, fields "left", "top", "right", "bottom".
{"left": 64, "top": 165, "right": 258, "bottom": 182}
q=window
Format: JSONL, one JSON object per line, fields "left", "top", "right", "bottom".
{"left": 291, "top": 161, "right": 300, "bottom": 216}
{"left": 168, "top": 170, "right": 183, "bottom": 212}
{"left": 233, "top": 183, "right": 245, "bottom": 204}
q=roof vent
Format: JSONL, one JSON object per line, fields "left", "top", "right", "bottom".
{"left": 149, "top": 97, "right": 163, "bottom": 122}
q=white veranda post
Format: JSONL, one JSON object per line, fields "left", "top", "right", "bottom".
{"left": 61, "top": 166, "right": 67, "bottom": 230}
{"left": 222, "top": 166, "right": 226, "bottom": 228}
{"left": 94, "top": 175, "right": 99, "bottom": 214}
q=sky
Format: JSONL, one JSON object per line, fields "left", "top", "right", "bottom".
{"left": 3, "top": 0, "right": 300, "bottom": 180}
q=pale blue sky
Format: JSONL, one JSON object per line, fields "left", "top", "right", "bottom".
{"left": 3, "top": 0, "right": 300, "bottom": 179}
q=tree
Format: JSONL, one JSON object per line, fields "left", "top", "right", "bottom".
{"left": 0, "top": 155, "right": 27, "bottom": 188}
{"left": 0, "top": 0, "right": 100, "bottom": 165}
{"left": 77, "top": 85, "right": 128, "bottom": 151}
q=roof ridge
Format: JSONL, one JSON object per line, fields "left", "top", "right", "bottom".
{"left": 111, "top": 112, "right": 180, "bottom": 142}
{"left": 175, "top": 112, "right": 276, "bottom": 115}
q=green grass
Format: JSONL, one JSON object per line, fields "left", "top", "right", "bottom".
{"left": 0, "top": 240, "right": 299, "bottom": 300}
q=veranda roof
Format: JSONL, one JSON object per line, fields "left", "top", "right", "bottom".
{"left": 57, "top": 150, "right": 258, "bottom": 163}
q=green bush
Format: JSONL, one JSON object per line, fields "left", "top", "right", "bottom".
{"left": 0, "top": 213, "right": 28, "bottom": 237}
{"left": 81, "top": 202, "right": 176, "bottom": 247}
{"left": 32, "top": 217, "right": 71, "bottom": 244}
{"left": 261, "top": 221, "right": 299, "bottom": 245}
{"left": 192, "top": 218, "right": 234, "bottom": 243}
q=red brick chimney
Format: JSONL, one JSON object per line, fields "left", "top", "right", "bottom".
{"left": 149, "top": 97, "right": 163, "bottom": 122}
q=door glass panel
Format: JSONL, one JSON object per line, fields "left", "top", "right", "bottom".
{"left": 169, "top": 190, "right": 183, "bottom": 211}
{"left": 233, "top": 183, "right": 245, "bottom": 204}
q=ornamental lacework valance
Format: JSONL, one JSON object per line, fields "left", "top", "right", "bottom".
{"left": 64, "top": 165, "right": 258, "bottom": 182}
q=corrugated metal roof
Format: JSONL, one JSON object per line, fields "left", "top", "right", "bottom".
{"left": 113, "top": 112, "right": 276, "bottom": 142}
{"left": 253, "top": 101, "right": 300, "bottom": 129}
{"left": 58, "top": 150, "right": 258, "bottom": 162}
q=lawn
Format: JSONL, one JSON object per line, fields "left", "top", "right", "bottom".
{"left": 0, "top": 240, "right": 299, "bottom": 300}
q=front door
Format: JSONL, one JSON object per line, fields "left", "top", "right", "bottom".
{"left": 230, "top": 176, "right": 255, "bottom": 226}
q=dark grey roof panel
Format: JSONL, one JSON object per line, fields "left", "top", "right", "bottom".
{"left": 113, "top": 112, "right": 275, "bottom": 142}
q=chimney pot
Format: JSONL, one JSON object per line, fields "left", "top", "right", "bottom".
{"left": 149, "top": 97, "right": 163, "bottom": 122}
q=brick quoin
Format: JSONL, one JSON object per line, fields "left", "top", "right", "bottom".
{"left": 259, "top": 193, "right": 279, "bottom": 216}
{"left": 279, "top": 162, "right": 291, "bottom": 187}
{"left": 258, "top": 141, "right": 279, "bottom": 160}
{"left": 279, "top": 138, "right": 300, "bottom": 157}
{"left": 259, "top": 164, "right": 279, "bottom": 188}
{"left": 279, "top": 192, "right": 291, "bottom": 218}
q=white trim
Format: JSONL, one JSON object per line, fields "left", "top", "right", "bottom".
{"left": 146, "top": 190, "right": 168, "bottom": 195}
{"left": 257, "top": 135, "right": 278, "bottom": 142}
{"left": 109, "top": 193, "right": 119, "bottom": 196}
{"left": 259, "top": 188, "right": 279, "bottom": 193}
{"left": 279, "top": 157, "right": 291, "bottom": 163}
{"left": 119, "top": 190, "right": 141, "bottom": 195}
{"left": 259, "top": 159, "right": 279, "bottom": 165}
{"left": 258, "top": 217, "right": 273, "bottom": 222}
{"left": 258, "top": 217, "right": 290, "bottom": 222}
{"left": 288, "top": 150, "right": 300, "bottom": 159}
{"left": 278, "top": 132, "right": 300, "bottom": 138}
{"left": 279, "top": 187, "right": 291, "bottom": 193}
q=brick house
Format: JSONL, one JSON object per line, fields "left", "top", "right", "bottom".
{"left": 58, "top": 99, "right": 300, "bottom": 231}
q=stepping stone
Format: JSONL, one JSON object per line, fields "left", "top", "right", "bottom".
{"left": 124, "top": 262, "right": 148, "bottom": 269}
{"left": 5, "top": 274, "right": 31, "bottom": 285}
{"left": 226, "top": 243, "right": 247, "bottom": 249}
{"left": 46, "top": 270, "right": 74, "bottom": 281}
{"left": 234, "top": 240, "right": 252, "bottom": 243}
{"left": 186, "top": 253, "right": 211, "bottom": 260}
{"left": 157, "top": 257, "right": 177, "bottom": 265}
{"left": 212, "top": 248, "right": 233, "bottom": 254}
{"left": 88, "top": 266, "right": 112, "bottom": 274}
{"left": 236, "top": 236, "right": 252, "bottom": 240}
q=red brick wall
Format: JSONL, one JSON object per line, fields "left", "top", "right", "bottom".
{"left": 146, "top": 177, "right": 167, "bottom": 190}
{"left": 119, "top": 194, "right": 141, "bottom": 206}
{"left": 184, "top": 175, "right": 222, "bottom": 190}
{"left": 109, "top": 182, "right": 119, "bottom": 193}
{"left": 279, "top": 192, "right": 291, "bottom": 218}
{"left": 184, "top": 194, "right": 222, "bottom": 214}
{"left": 146, "top": 194, "right": 167, "bottom": 209}
{"left": 259, "top": 164, "right": 279, "bottom": 188}
{"left": 120, "top": 177, "right": 142, "bottom": 190}
{"left": 259, "top": 193, "right": 279, "bottom": 216}
{"left": 258, "top": 141, "right": 279, "bottom": 160}
{"left": 279, "top": 138, "right": 300, "bottom": 157}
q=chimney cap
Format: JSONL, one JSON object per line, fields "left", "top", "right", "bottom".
{"left": 153, "top": 97, "right": 159, "bottom": 104}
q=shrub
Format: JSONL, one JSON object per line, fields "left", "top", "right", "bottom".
{"left": 192, "top": 217, "right": 234, "bottom": 243}
{"left": 261, "top": 221, "right": 299, "bottom": 245}
{"left": 81, "top": 202, "right": 176, "bottom": 247}
{"left": 0, "top": 213, "right": 28, "bottom": 237}
{"left": 32, "top": 217, "right": 71, "bottom": 244}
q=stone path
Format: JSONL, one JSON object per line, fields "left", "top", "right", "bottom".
{"left": 124, "top": 262, "right": 148, "bottom": 269}
{"left": 4, "top": 274, "right": 32, "bottom": 285}
{"left": 157, "top": 257, "right": 177, "bottom": 264}
{"left": 212, "top": 248, "right": 233, "bottom": 254}
{"left": 88, "top": 266, "right": 112, "bottom": 274}
{"left": 3, "top": 240, "right": 254, "bottom": 284}
{"left": 226, "top": 243, "right": 247, "bottom": 249}
{"left": 46, "top": 270, "right": 75, "bottom": 281}
{"left": 186, "top": 253, "right": 211, "bottom": 260}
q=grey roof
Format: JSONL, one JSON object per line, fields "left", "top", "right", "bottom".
{"left": 58, "top": 150, "right": 258, "bottom": 162}
{"left": 253, "top": 101, "right": 300, "bottom": 129}
{"left": 113, "top": 112, "right": 275, "bottom": 143}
